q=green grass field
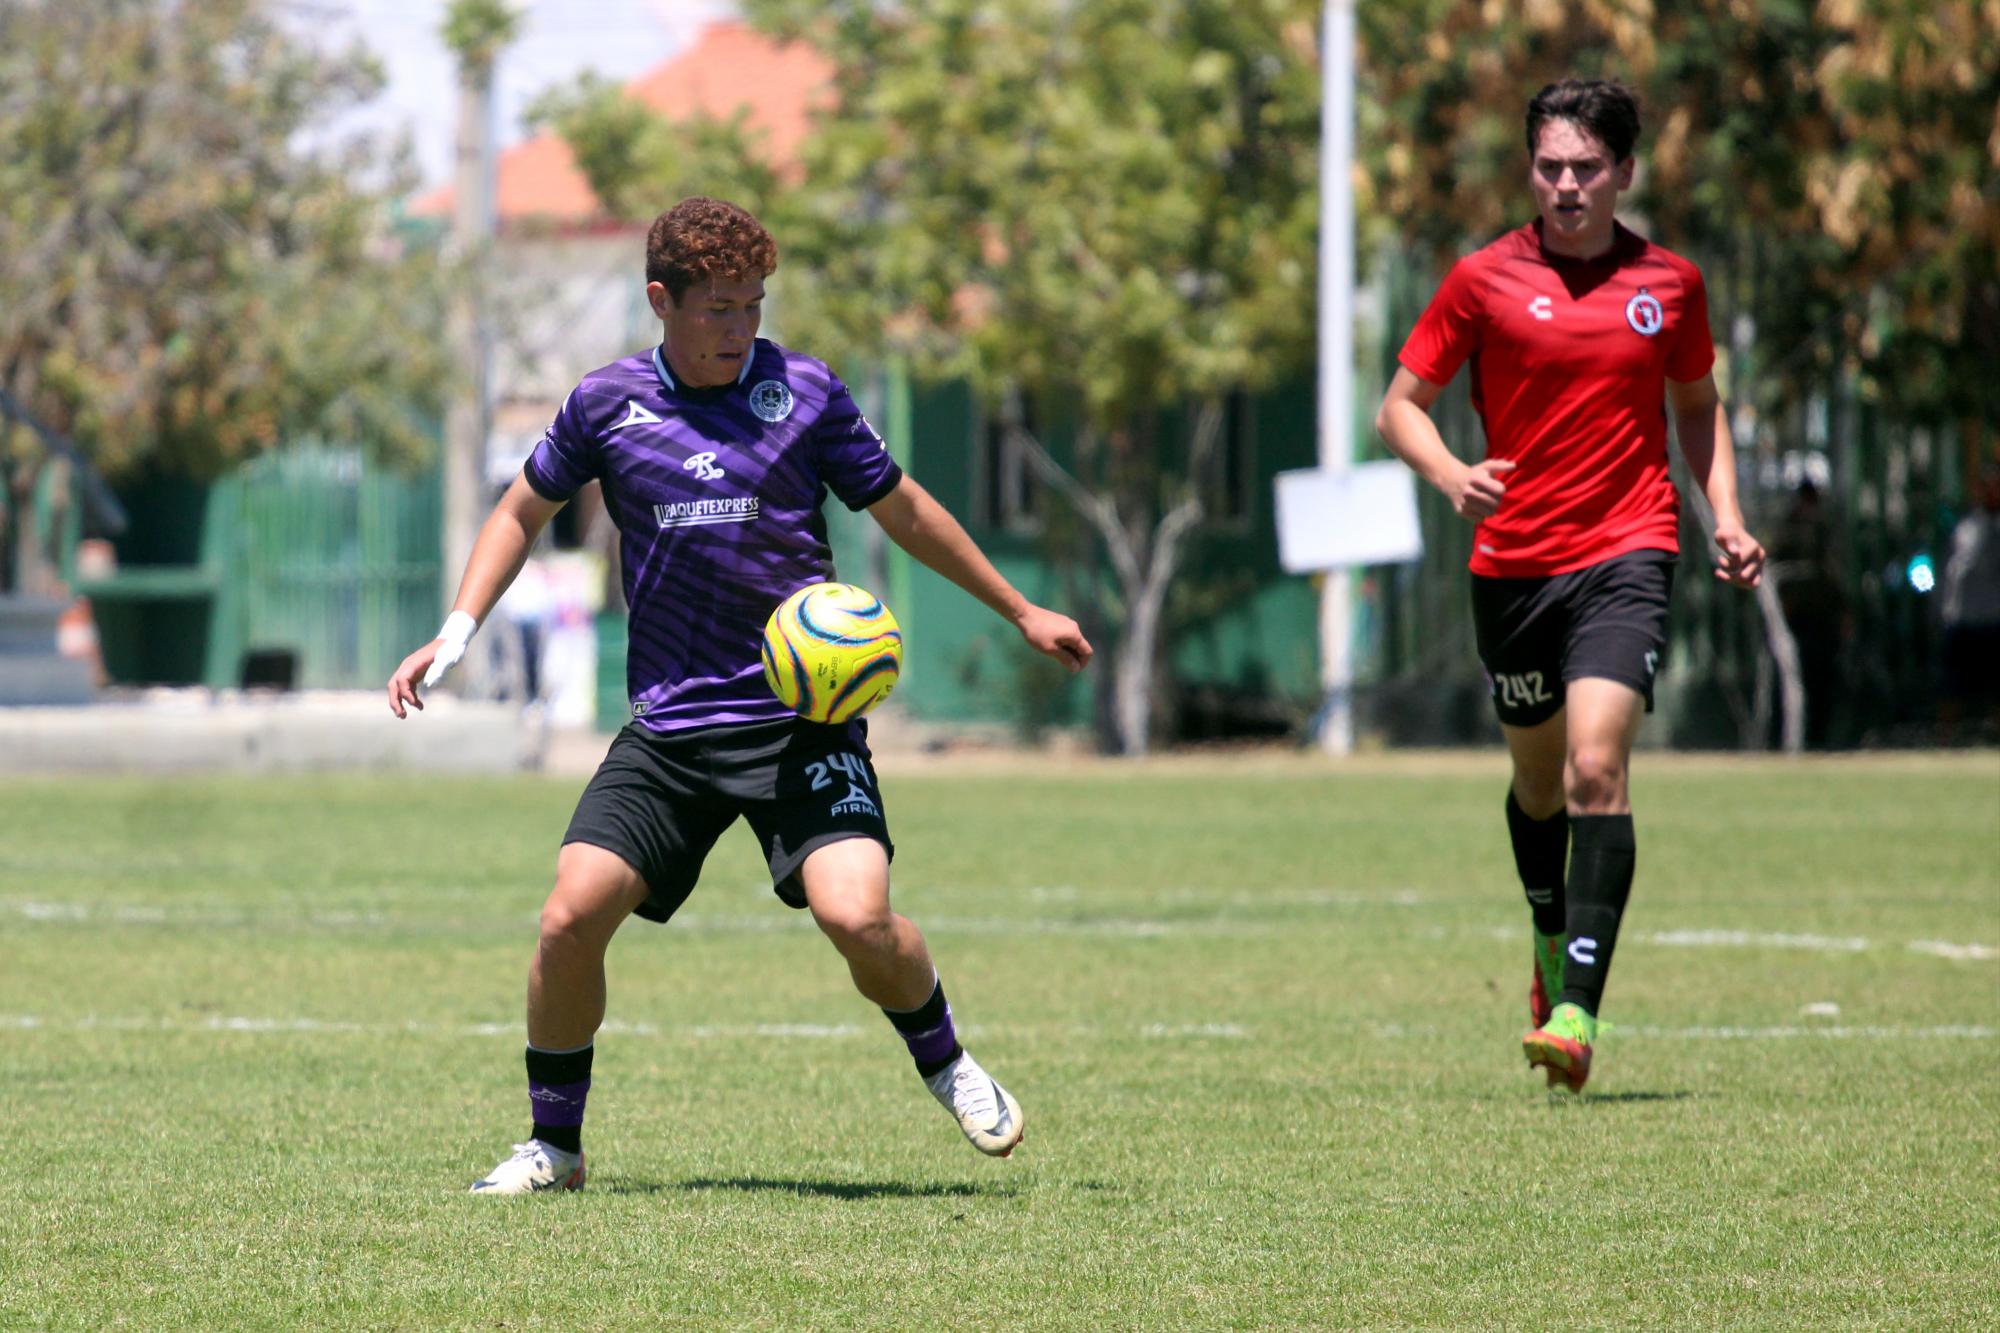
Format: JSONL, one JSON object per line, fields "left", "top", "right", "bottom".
{"left": 3, "top": 753, "right": 1996, "bottom": 1330}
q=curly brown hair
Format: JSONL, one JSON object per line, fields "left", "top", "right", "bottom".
{"left": 645, "top": 197, "right": 778, "bottom": 303}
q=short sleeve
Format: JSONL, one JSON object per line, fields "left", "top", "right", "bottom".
{"left": 1398, "top": 257, "right": 1486, "bottom": 387}
{"left": 1665, "top": 263, "right": 1717, "bottom": 382}
{"left": 812, "top": 372, "right": 904, "bottom": 511}
{"left": 522, "top": 388, "right": 598, "bottom": 502}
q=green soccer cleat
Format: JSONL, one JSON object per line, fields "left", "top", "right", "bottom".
{"left": 1523, "top": 1001, "right": 1596, "bottom": 1093}
{"left": 1530, "top": 931, "right": 1565, "bottom": 1028}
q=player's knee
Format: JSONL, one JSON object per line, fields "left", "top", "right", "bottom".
{"left": 538, "top": 883, "right": 624, "bottom": 955}
{"left": 1564, "top": 745, "right": 1628, "bottom": 810}
{"left": 812, "top": 899, "right": 895, "bottom": 958}
{"left": 537, "top": 895, "right": 594, "bottom": 952}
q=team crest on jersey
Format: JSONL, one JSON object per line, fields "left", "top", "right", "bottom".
{"left": 1625, "top": 289, "right": 1664, "bottom": 337}
{"left": 748, "top": 379, "right": 794, "bottom": 423}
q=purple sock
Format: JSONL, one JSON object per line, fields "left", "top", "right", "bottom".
{"left": 525, "top": 1044, "right": 593, "bottom": 1154}
{"left": 883, "top": 978, "right": 961, "bottom": 1076}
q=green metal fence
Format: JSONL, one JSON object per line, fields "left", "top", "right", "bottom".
{"left": 85, "top": 446, "right": 441, "bottom": 690}
{"left": 223, "top": 447, "right": 442, "bottom": 690}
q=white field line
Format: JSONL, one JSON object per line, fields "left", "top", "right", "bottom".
{"left": 5, "top": 896, "right": 1993, "bottom": 960}
{"left": 3, "top": 1013, "right": 1990, "bottom": 1042}
{"left": 1907, "top": 940, "right": 2000, "bottom": 961}
{"left": 1619, "top": 1025, "right": 1996, "bottom": 1040}
{"left": 1479, "top": 924, "right": 1994, "bottom": 961}
{"left": 1644, "top": 929, "right": 1869, "bottom": 953}
{"left": 0, "top": 1014, "right": 1243, "bottom": 1042}
{"left": 0, "top": 896, "right": 1409, "bottom": 941}
{"left": 1369, "top": 1021, "right": 1994, "bottom": 1042}
{"left": 1140, "top": 1023, "right": 1250, "bottom": 1039}
{"left": 0, "top": 900, "right": 401, "bottom": 929}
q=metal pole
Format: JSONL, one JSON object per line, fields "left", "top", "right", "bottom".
{"left": 1316, "top": 0, "right": 1356, "bottom": 754}
{"left": 441, "top": 45, "right": 498, "bottom": 686}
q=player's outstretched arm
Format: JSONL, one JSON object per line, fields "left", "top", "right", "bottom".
{"left": 866, "top": 475, "right": 1092, "bottom": 672}
{"left": 1376, "top": 367, "right": 1517, "bottom": 521}
{"left": 1668, "top": 374, "right": 1765, "bottom": 588}
{"left": 387, "top": 475, "right": 567, "bottom": 717}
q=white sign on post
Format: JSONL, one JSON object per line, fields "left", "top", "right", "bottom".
{"left": 1273, "top": 460, "right": 1424, "bottom": 574}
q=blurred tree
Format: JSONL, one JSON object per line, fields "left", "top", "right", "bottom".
{"left": 440, "top": 0, "right": 520, "bottom": 70}
{"left": 524, "top": 77, "right": 782, "bottom": 224}
{"left": 1359, "top": 0, "right": 1998, "bottom": 437}
{"left": 0, "top": 0, "right": 445, "bottom": 588}
{"left": 734, "top": 0, "right": 1322, "bottom": 755}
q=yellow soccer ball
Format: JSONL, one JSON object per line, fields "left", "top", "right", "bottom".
{"left": 760, "top": 582, "right": 903, "bottom": 724}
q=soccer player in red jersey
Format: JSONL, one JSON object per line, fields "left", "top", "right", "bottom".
{"left": 1376, "top": 80, "right": 1765, "bottom": 1092}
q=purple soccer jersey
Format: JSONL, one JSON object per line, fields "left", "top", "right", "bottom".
{"left": 524, "top": 338, "right": 903, "bottom": 732}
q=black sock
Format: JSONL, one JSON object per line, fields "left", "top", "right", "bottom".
{"left": 1555, "top": 814, "right": 1637, "bottom": 1016}
{"left": 525, "top": 1044, "right": 594, "bottom": 1155}
{"left": 1505, "top": 789, "right": 1569, "bottom": 937}
{"left": 882, "top": 978, "right": 961, "bottom": 1078}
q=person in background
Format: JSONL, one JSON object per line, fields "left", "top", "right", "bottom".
{"left": 1938, "top": 460, "right": 2000, "bottom": 741}
{"left": 1769, "top": 480, "right": 1850, "bottom": 749}
{"left": 1375, "top": 78, "right": 1764, "bottom": 1093}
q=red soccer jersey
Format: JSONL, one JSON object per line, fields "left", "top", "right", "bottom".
{"left": 1398, "top": 219, "right": 1715, "bottom": 577}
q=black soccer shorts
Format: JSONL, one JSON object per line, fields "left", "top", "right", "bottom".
{"left": 1469, "top": 548, "right": 1677, "bottom": 728}
{"left": 561, "top": 716, "right": 894, "bottom": 923}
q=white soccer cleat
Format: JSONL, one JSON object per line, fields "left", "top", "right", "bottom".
{"left": 924, "top": 1051, "right": 1024, "bottom": 1157}
{"left": 469, "top": 1140, "right": 586, "bottom": 1194}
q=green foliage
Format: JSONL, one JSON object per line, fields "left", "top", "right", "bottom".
{"left": 439, "top": 0, "right": 523, "bottom": 77}
{"left": 523, "top": 76, "right": 781, "bottom": 224}
{"left": 746, "top": 0, "right": 1321, "bottom": 429}
{"left": 1359, "top": 0, "right": 1999, "bottom": 427}
{"left": 0, "top": 0, "right": 448, "bottom": 481}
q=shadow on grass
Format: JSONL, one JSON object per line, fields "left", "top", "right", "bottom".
{"left": 1552, "top": 1090, "right": 1698, "bottom": 1105}
{"left": 596, "top": 1176, "right": 1023, "bottom": 1200}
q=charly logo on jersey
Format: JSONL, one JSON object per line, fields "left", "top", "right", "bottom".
{"left": 1625, "top": 288, "right": 1664, "bottom": 337}
{"left": 748, "top": 379, "right": 794, "bottom": 423}
{"left": 683, "top": 451, "right": 726, "bottom": 481}
{"left": 1527, "top": 295, "right": 1554, "bottom": 321}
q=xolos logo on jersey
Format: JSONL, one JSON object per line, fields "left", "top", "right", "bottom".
{"left": 1625, "top": 288, "right": 1664, "bottom": 337}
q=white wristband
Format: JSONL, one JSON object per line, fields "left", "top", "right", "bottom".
{"left": 423, "top": 610, "right": 479, "bottom": 689}
{"left": 437, "top": 609, "right": 478, "bottom": 649}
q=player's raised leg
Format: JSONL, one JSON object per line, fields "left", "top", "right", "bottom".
{"left": 1523, "top": 677, "right": 1645, "bottom": 1091}
{"left": 800, "top": 836, "right": 1023, "bottom": 1157}
{"left": 472, "top": 842, "right": 650, "bottom": 1193}
{"left": 1502, "top": 712, "right": 1570, "bottom": 1027}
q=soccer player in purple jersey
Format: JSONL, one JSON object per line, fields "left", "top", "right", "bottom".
{"left": 387, "top": 197, "right": 1092, "bottom": 1193}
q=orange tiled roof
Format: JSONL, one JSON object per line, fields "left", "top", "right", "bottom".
{"left": 412, "top": 20, "right": 832, "bottom": 226}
